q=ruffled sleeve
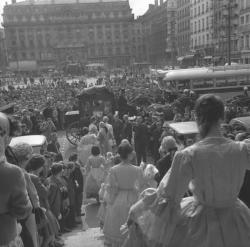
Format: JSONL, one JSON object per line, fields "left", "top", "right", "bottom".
{"left": 104, "top": 168, "right": 118, "bottom": 205}
{"left": 129, "top": 150, "right": 193, "bottom": 245}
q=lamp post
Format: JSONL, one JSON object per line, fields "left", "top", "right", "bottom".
{"left": 165, "top": 0, "right": 176, "bottom": 68}
{"left": 227, "top": 0, "right": 232, "bottom": 65}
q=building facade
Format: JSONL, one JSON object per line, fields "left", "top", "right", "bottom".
{"left": 239, "top": 0, "right": 250, "bottom": 64}
{"left": 131, "top": 19, "right": 146, "bottom": 63}
{"left": 212, "top": 0, "right": 240, "bottom": 64}
{"left": 138, "top": 0, "right": 177, "bottom": 66}
{"left": 190, "top": 0, "right": 214, "bottom": 58}
{"left": 3, "top": 0, "right": 134, "bottom": 71}
{"left": 176, "top": 0, "right": 191, "bottom": 57}
{"left": 0, "top": 29, "right": 7, "bottom": 70}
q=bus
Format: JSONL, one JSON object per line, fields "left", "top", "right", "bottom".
{"left": 158, "top": 65, "right": 250, "bottom": 98}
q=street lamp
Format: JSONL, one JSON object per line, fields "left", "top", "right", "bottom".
{"left": 223, "top": 0, "right": 238, "bottom": 65}
{"left": 227, "top": 0, "right": 232, "bottom": 65}
{"left": 165, "top": 0, "right": 176, "bottom": 68}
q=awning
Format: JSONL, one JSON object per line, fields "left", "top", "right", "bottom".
{"left": 204, "top": 56, "right": 213, "bottom": 59}
{"left": 177, "top": 56, "right": 184, "bottom": 62}
{"left": 184, "top": 55, "right": 195, "bottom": 59}
{"left": 9, "top": 61, "right": 37, "bottom": 71}
{"left": 86, "top": 63, "right": 105, "bottom": 67}
{"left": 178, "top": 55, "right": 195, "bottom": 62}
{"left": 213, "top": 56, "right": 222, "bottom": 62}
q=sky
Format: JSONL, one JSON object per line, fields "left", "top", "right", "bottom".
{"left": 0, "top": 0, "right": 155, "bottom": 26}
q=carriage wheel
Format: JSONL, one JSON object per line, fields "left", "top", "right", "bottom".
{"left": 66, "top": 122, "right": 82, "bottom": 146}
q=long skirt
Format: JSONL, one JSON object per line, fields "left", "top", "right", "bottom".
{"left": 0, "top": 236, "right": 23, "bottom": 247}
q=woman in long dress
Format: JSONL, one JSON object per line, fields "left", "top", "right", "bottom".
{"left": 103, "top": 143, "right": 143, "bottom": 247}
{"left": 124, "top": 94, "right": 250, "bottom": 247}
{"left": 98, "top": 122, "right": 112, "bottom": 156}
{"left": 77, "top": 126, "right": 99, "bottom": 167}
{"left": 85, "top": 146, "right": 106, "bottom": 200}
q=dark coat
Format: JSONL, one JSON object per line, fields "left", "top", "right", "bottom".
{"left": 122, "top": 122, "right": 133, "bottom": 143}
{"left": 113, "top": 119, "right": 124, "bottom": 144}
{"left": 71, "top": 165, "right": 84, "bottom": 194}
{"left": 47, "top": 176, "right": 62, "bottom": 219}
{"left": 0, "top": 162, "right": 32, "bottom": 245}
{"left": 134, "top": 123, "right": 148, "bottom": 149}
{"left": 29, "top": 174, "right": 50, "bottom": 209}
{"left": 155, "top": 154, "right": 172, "bottom": 185}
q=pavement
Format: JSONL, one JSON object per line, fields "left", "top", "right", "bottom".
{"left": 63, "top": 201, "right": 104, "bottom": 247}
{"left": 57, "top": 132, "right": 104, "bottom": 246}
{"left": 63, "top": 227, "right": 103, "bottom": 247}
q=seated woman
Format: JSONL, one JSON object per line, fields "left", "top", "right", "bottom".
{"left": 124, "top": 94, "right": 250, "bottom": 247}
{"left": 103, "top": 142, "right": 143, "bottom": 247}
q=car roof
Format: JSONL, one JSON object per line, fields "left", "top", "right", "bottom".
{"left": 9, "top": 135, "right": 47, "bottom": 147}
{"left": 169, "top": 121, "right": 199, "bottom": 135}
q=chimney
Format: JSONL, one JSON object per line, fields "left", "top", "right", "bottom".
{"left": 155, "top": 0, "right": 158, "bottom": 6}
{"left": 12, "top": 0, "right": 16, "bottom": 4}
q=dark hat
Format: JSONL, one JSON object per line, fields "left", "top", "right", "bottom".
{"left": 51, "top": 163, "right": 63, "bottom": 176}
{"left": 26, "top": 154, "right": 46, "bottom": 172}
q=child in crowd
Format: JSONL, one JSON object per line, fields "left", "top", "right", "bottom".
{"left": 97, "top": 152, "right": 115, "bottom": 229}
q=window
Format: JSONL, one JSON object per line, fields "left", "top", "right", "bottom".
{"left": 246, "top": 35, "right": 250, "bottom": 49}
{"left": 116, "top": 47, "right": 121, "bottom": 54}
{"left": 22, "top": 52, "right": 26, "bottom": 60}
{"left": 12, "top": 40, "right": 17, "bottom": 46}
{"left": 246, "top": 14, "right": 250, "bottom": 24}
{"left": 202, "top": 18, "right": 205, "bottom": 30}
{"left": 30, "top": 52, "right": 35, "bottom": 59}
{"left": 98, "top": 47, "right": 104, "bottom": 56}
{"left": 90, "top": 47, "right": 95, "bottom": 56}
{"left": 108, "top": 47, "right": 112, "bottom": 55}
{"left": 241, "top": 16, "right": 245, "bottom": 25}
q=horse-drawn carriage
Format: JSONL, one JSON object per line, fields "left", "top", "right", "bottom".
{"left": 65, "top": 86, "right": 116, "bottom": 145}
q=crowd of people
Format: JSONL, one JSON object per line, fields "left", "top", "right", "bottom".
{"left": 1, "top": 72, "right": 250, "bottom": 247}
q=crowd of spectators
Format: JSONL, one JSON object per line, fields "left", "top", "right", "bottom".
{"left": 1, "top": 73, "right": 250, "bottom": 247}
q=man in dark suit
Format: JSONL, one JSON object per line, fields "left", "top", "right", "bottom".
{"left": 113, "top": 114, "right": 124, "bottom": 146}
{"left": 134, "top": 116, "right": 148, "bottom": 165}
{"left": 122, "top": 115, "right": 132, "bottom": 144}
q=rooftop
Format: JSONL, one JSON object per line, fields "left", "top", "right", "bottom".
{"left": 11, "top": 0, "right": 128, "bottom": 5}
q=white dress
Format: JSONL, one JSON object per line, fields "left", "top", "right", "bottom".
{"left": 103, "top": 164, "right": 144, "bottom": 247}
{"left": 77, "top": 134, "right": 98, "bottom": 166}
{"left": 127, "top": 137, "right": 250, "bottom": 247}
